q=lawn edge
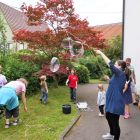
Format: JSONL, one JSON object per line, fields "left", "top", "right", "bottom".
{"left": 59, "top": 111, "right": 81, "bottom": 140}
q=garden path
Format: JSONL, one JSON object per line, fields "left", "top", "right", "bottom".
{"left": 64, "top": 84, "right": 140, "bottom": 140}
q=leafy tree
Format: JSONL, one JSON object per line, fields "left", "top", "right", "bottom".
{"left": 104, "top": 35, "right": 122, "bottom": 62}
{"left": 0, "top": 15, "right": 7, "bottom": 56}
{"left": 0, "top": 15, "right": 6, "bottom": 45}
{"left": 13, "top": 0, "right": 107, "bottom": 86}
{"left": 75, "top": 65, "right": 90, "bottom": 83}
{"left": 13, "top": 0, "right": 106, "bottom": 57}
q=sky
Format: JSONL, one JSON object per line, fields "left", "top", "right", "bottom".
{"left": 0, "top": 0, "right": 123, "bottom": 26}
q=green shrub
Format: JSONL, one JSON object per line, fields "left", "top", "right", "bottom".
{"left": 75, "top": 65, "right": 90, "bottom": 83}
{"left": 104, "top": 35, "right": 122, "bottom": 61}
{"left": 2, "top": 54, "right": 40, "bottom": 95}
{"left": 79, "top": 56, "right": 110, "bottom": 79}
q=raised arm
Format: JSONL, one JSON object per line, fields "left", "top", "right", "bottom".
{"left": 95, "top": 50, "right": 122, "bottom": 75}
{"left": 95, "top": 50, "right": 111, "bottom": 66}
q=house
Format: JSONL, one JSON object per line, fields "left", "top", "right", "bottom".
{"left": 0, "top": 2, "right": 48, "bottom": 51}
{"left": 93, "top": 22, "right": 122, "bottom": 40}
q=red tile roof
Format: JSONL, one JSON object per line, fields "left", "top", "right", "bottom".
{"left": 93, "top": 22, "right": 122, "bottom": 40}
{"left": 0, "top": 2, "right": 48, "bottom": 32}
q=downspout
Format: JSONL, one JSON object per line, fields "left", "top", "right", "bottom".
{"left": 121, "top": 0, "right": 125, "bottom": 59}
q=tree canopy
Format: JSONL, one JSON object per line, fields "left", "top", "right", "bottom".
{"left": 14, "top": 0, "right": 106, "bottom": 58}
{"left": 13, "top": 0, "right": 107, "bottom": 80}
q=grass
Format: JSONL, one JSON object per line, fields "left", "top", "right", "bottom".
{"left": 0, "top": 86, "right": 78, "bottom": 140}
{"left": 89, "top": 79, "right": 107, "bottom": 84}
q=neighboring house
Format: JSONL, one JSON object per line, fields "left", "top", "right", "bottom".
{"left": 93, "top": 22, "right": 122, "bottom": 40}
{"left": 0, "top": 2, "right": 48, "bottom": 51}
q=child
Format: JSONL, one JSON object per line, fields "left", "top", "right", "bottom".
{"left": 97, "top": 84, "right": 106, "bottom": 117}
{"left": 66, "top": 68, "right": 78, "bottom": 103}
{"left": 0, "top": 65, "right": 7, "bottom": 88}
{"left": 40, "top": 75, "right": 48, "bottom": 104}
{"left": 123, "top": 67, "right": 133, "bottom": 119}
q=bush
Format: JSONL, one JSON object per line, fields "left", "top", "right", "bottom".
{"left": 79, "top": 56, "right": 110, "bottom": 79}
{"left": 2, "top": 54, "right": 40, "bottom": 95}
{"left": 104, "top": 35, "right": 122, "bottom": 61}
{"left": 74, "top": 65, "right": 90, "bottom": 83}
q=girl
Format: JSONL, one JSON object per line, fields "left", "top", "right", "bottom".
{"left": 97, "top": 84, "right": 106, "bottom": 117}
{"left": 125, "top": 58, "right": 137, "bottom": 105}
{"left": 40, "top": 75, "right": 48, "bottom": 104}
{"left": 123, "top": 68, "right": 133, "bottom": 119}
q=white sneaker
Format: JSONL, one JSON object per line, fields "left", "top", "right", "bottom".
{"left": 99, "top": 113, "right": 104, "bottom": 117}
{"left": 12, "top": 119, "right": 21, "bottom": 126}
{"left": 102, "top": 133, "right": 114, "bottom": 140}
{"left": 5, "top": 122, "right": 12, "bottom": 128}
{"left": 5, "top": 124, "right": 10, "bottom": 128}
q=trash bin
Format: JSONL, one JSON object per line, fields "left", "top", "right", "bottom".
{"left": 62, "top": 104, "right": 71, "bottom": 114}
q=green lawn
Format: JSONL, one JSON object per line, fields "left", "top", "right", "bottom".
{"left": 0, "top": 86, "right": 78, "bottom": 140}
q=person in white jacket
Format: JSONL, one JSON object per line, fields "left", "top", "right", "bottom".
{"left": 97, "top": 84, "right": 106, "bottom": 117}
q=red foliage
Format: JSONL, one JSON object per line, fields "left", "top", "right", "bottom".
{"left": 66, "top": 16, "right": 106, "bottom": 49}
{"left": 14, "top": 0, "right": 106, "bottom": 51}
{"left": 20, "top": 3, "right": 46, "bottom": 25}
{"left": 34, "top": 64, "right": 68, "bottom": 77}
{"left": 13, "top": 0, "right": 107, "bottom": 78}
{"left": 14, "top": 29, "right": 57, "bottom": 50}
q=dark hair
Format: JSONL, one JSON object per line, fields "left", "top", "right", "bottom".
{"left": 125, "top": 67, "right": 131, "bottom": 81}
{"left": 126, "top": 58, "right": 131, "bottom": 62}
{"left": 71, "top": 68, "right": 75, "bottom": 72}
{"left": 117, "top": 60, "right": 126, "bottom": 71}
{"left": 117, "top": 60, "right": 131, "bottom": 80}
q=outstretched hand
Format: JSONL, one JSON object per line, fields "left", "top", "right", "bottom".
{"left": 95, "top": 50, "right": 102, "bottom": 55}
{"left": 104, "top": 75, "right": 110, "bottom": 81}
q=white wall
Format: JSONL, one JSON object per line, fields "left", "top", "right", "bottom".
{"left": 0, "top": 11, "right": 28, "bottom": 51}
{"left": 123, "top": 0, "right": 140, "bottom": 95}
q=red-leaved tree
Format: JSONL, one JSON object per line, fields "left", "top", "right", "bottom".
{"left": 13, "top": 0, "right": 106, "bottom": 86}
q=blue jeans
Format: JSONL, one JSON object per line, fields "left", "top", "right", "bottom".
{"left": 40, "top": 91, "right": 48, "bottom": 104}
{"left": 70, "top": 88, "right": 76, "bottom": 101}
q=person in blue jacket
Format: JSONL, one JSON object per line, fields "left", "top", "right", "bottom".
{"left": 96, "top": 50, "right": 126, "bottom": 140}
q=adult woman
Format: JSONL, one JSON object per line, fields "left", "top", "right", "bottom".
{"left": 0, "top": 78, "right": 28, "bottom": 128}
{"left": 96, "top": 50, "right": 126, "bottom": 140}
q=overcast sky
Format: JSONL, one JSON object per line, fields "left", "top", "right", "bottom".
{"left": 0, "top": 0, "right": 123, "bottom": 26}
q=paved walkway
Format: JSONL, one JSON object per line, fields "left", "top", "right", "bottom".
{"left": 64, "top": 84, "right": 140, "bottom": 140}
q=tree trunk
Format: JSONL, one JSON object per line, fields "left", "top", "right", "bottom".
{"left": 53, "top": 75, "right": 58, "bottom": 88}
